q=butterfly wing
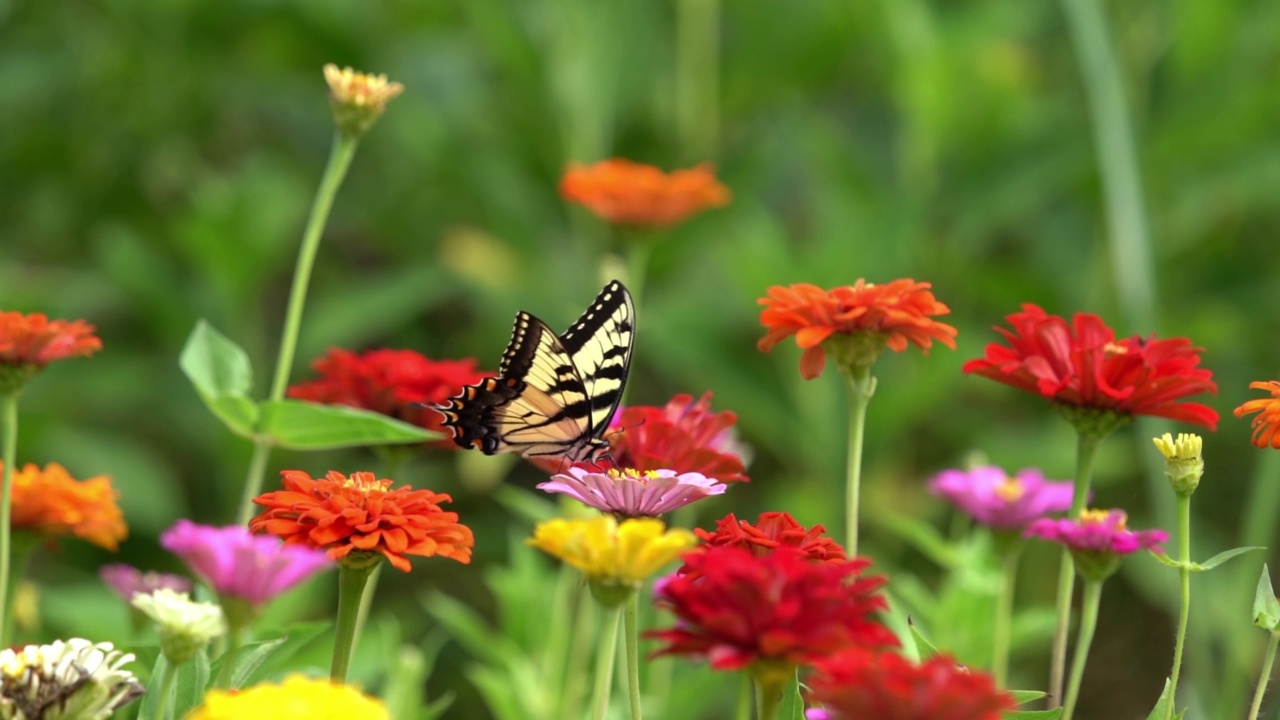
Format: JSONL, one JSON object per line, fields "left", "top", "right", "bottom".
{"left": 437, "top": 281, "right": 635, "bottom": 463}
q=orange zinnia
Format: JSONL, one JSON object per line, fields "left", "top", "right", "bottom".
{"left": 5, "top": 462, "right": 127, "bottom": 550}
{"left": 0, "top": 312, "right": 101, "bottom": 366}
{"left": 559, "top": 158, "right": 731, "bottom": 229}
{"left": 250, "top": 470, "right": 474, "bottom": 572}
{"left": 758, "top": 280, "right": 958, "bottom": 379}
{"left": 1235, "top": 381, "right": 1280, "bottom": 449}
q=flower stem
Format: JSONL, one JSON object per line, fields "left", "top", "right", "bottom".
{"left": 675, "top": 0, "right": 719, "bottom": 161}
{"left": 235, "top": 132, "right": 359, "bottom": 525}
{"left": 1248, "top": 631, "right": 1280, "bottom": 720}
{"left": 753, "top": 672, "right": 786, "bottom": 720}
{"left": 736, "top": 675, "right": 752, "bottom": 720}
{"left": 623, "top": 592, "right": 642, "bottom": 720}
{"left": 1163, "top": 493, "right": 1193, "bottom": 720}
{"left": 544, "top": 566, "right": 577, "bottom": 717}
{"left": 564, "top": 585, "right": 597, "bottom": 720}
{"left": 840, "top": 365, "right": 875, "bottom": 557}
{"left": 0, "top": 391, "right": 19, "bottom": 647}
{"left": 993, "top": 541, "right": 1023, "bottom": 688}
{"left": 331, "top": 561, "right": 379, "bottom": 682}
{"left": 1062, "top": 578, "right": 1103, "bottom": 720}
{"left": 214, "top": 623, "right": 244, "bottom": 688}
{"left": 1049, "top": 430, "right": 1102, "bottom": 707}
{"left": 589, "top": 602, "right": 623, "bottom": 720}
{"left": 153, "top": 655, "right": 181, "bottom": 720}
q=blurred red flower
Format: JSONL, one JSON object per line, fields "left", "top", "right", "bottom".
{"left": 691, "top": 511, "right": 845, "bottom": 565}
{"left": 758, "top": 280, "right": 957, "bottom": 380}
{"left": 560, "top": 158, "right": 731, "bottom": 229}
{"left": 648, "top": 546, "right": 896, "bottom": 671}
{"left": 288, "top": 348, "right": 491, "bottom": 444}
{"left": 1234, "top": 381, "right": 1280, "bottom": 449}
{"left": 963, "top": 304, "right": 1218, "bottom": 430}
{"left": 250, "top": 470, "right": 473, "bottom": 572}
{"left": 0, "top": 311, "right": 101, "bottom": 366}
{"left": 806, "top": 648, "right": 1015, "bottom": 720}
{"left": 606, "top": 393, "right": 749, "bottom": 483}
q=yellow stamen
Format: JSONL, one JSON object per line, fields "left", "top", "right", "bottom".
{"left": 995, "top": 476, "right": 1025, "bottom": 503}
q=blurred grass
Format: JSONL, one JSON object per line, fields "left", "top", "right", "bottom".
{"left": 3, "top": 0, "right": 1280, "bottom": 718}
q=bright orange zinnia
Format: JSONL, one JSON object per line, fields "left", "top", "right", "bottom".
{"left": 5, "top": 462, "right": 127, "bottom": 550}
{"left": 1235, "top": 381, "right": 1280, "bottom": 449}
{"left": 559, "top": 158, "right": 731, "bottom": 228}
{"left": 0, "top": 312, "right": 101, "bottom": 394}
{"left": 250, "top": 470, "right": 474, "bottom": 572}
{"left": 758, "top": 280, "right": 958, "bottom": 379}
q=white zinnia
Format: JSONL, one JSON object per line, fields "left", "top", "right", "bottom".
{"left": 0, "top": 638, "right": 144, "bottom": 720}
{"left": 132, "top": 589, "right": 226, "bottom": 665}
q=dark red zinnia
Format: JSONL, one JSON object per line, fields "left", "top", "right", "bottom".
{"left": 647, "top": 546, "right": 897, "bottom": 671}
{"left": 962, "top": 304, "right": 1218, "bottom": 430}
{"left": 806, "top": 648, "right": 1016, "bottom": 720}
{"left": 288, "top": 348, "right": 491, "bottom": 445}
{"left": 691, "top": 511, "right": 846, "bottom": 565}
{"left": 605, "top": 392, "right": 750, "bottom": 482}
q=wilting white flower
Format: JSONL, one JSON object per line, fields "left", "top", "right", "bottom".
{"left": 0, "top": 638, "right": 143, "bottom": 720}
{"left": 132, "top": 588, "right": 226, "bottom": 665}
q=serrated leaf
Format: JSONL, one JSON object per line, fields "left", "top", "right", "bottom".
{"left": 1254, "top": 564, "right": 1280, "bottom": 630}
{"left": 1196, "top": 546, "right": 1265, "bottom": 571}
{"left": 259, "top": 400, "right": 438, "bottom": 450}
{"left": 179, "top": 320, "right": 259, "bottom": 438}
{"left": 1008, "top": 689, "right": 1048, "bottom": 706}
{"left": 1003, "top": 710, "right": 1063, "bottom": 719}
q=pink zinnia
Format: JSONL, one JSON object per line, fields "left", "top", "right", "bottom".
{"left": 1027, "top": 509, "right": 1167, "bottom": 582}
{"left": 160, "top": 520, "right": 333, "bottom": 606}
{"left": 929, "top": 466, "right": 1075, "bottom": 530}
{"left": 538, "top": 467, "right": 727, "bottom": 518}
{"left": 99, "top": 564, "right": 192, "bottom": 601}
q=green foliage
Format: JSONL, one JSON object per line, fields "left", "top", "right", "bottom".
{"left": 1254, "top": 565, "right": 1280, "bottom": 631}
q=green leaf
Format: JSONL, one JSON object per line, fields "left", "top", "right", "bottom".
{"left": 259, "top": 400, "right": 438, "bottom": 450}
{"left": 1144, "top": 678, "right": 1185, "bottom": 720}
{"left": 1008, "top": 690, "right": 1048, "bottom": 706}
{"left": 777, "top": 668, "right": 805, "bottom": 720}
{"left": 136, "top": 653, "right": 168, "bottom": 720}
{"left": 1149, "top": 551, "right": 1183, "bottom": 569}
{"left": 236, "top": 621, "right": 332, "bottom": 685}
{"left": 229, "top": 636, "right": 289, "bottom": 689}
{"left": 172, "top": 650, "right": 211, "bottom": 719}
{"left": 1195, "top": 546, "right": 1265, "bottom": 571}
{"left": 1254, "top": 564, "right": 1280, "bottom": 630}
{"left": 908, "top": 618, "right": 940, "bottom": 660}
{"left": 1003, "top": 710, "right": 1063, "bottom": 719}
{"left": 179, "top": 320, "right": 259, "bottom": 438}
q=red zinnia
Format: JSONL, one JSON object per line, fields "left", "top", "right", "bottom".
{"left": 559, "top": 158, "right": 731, "bottom": 229}
{"left": 806, "top": 648, "right": 1016, "bottom": 720}
{"left": 250, "top": 470, "right": 474, "bottom": 572}
{"left": 690, "top": 511, "right": 846, "bottom": 566}
{"left": 288, "top": 348, "right": 491, "bottom": 445}
{"left": 647, "top": 546, "right": 897, "bottom": 671}
{"left": 605, "top": 393, "right": 749, "bottom": 483}
{"left": 963, "top": 304, "right": 1218, "bottom": 431}
{"left": 758, "top": 280, "right": 958, "bottom": 380}
{"left": 1234, "top": 381, "right": 1280, "bottom": 449}
{"left": 0, "top": 311, "right": 101, "bottom": 393}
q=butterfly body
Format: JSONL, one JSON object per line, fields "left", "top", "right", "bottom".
{"left": 437, "top": 281, "right": 635, "bottom": 465}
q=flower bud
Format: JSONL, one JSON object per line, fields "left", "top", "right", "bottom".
{"left": 1152, "top": 432, "right": 1204, "bottom": 496}
{"left": 323, "top": 64, "right": 403, "bottom": 137}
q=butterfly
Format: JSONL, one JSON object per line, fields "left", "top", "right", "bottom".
{"left": 435, "top": 280, "right": 635, "bottom": 466}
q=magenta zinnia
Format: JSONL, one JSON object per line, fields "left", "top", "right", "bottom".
{"left": 929, "top": 466, "right": 1075, "bottom": 530}
{"left": 160, "top": 520, "right": 332, "bottom": 606}
{"left": 537, "top": 467, "right": 727, "bottom": 518}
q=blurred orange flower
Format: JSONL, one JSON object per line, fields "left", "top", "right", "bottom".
{"left": 560, "top": 159, "right": 731, "bottom": 228}
{"left": 1235, "top": 381, "right": 1280, "bottom": 449}
{"left": 250, "top": 470, "right": 473, "bottom": 572}
{"left": 0, "top": 312, "right": 101, "bottom": 367}
{"left": 5, "top": 462, "right": 126, "bottom": 551}
{"left": 758, "top": 280, "right": 957, "bottom": 379}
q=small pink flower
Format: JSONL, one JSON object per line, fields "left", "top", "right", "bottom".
{"left": 99, "top": 564, "right": 192, "bottom": 601}
{"left": 538, "top": 467, "right": 727, "bottom": 518}
{"left": 160, "top": 520, "right": 333, "bottom": 607}
{"left": 929, "top": 466, "right": 1075, "bottom": 530}
{"left": 1026, "top": 509, "right": 1167, "bottom": 555}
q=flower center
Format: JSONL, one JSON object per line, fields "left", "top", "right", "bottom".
{"left": 1102, "top": 341, "right": 1130, "bottom": 357}
{"left": 1078, "top": 508, "right": 1125, "bottom": 530}
{"left": 995, "top": 477, "right": 1025, "bottom": 503}
{"left": 342, "top": 473, "right": 391, "bottom": 496}
{"left": 607, "top": 468, "right": 659, "bottom": 483}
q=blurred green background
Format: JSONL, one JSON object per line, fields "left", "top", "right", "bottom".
{"left": 3, "top": 0, "right": 1280, "bottom": 718}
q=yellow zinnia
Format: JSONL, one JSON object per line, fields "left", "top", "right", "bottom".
{"left": 529, "top": 516, "right": 696, "bottom": 589}
{"left": 184, "top": 675, "right": 387, "bottom": 720}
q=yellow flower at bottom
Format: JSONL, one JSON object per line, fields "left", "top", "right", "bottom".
{"left": 184, "top": 675, "right": 387, "bottom": 720}
{"left": 528, "top": 516, "right": 696, "bottom": 588}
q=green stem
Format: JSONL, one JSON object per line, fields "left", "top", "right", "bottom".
{"left": 623, "top": 592, "right": 642, "bottom": 720}
{"left": 153, "top": 656, "right": 181, "bottom": 720}
{"left": 1164, "top": 494, "right": 1192, "bottom": 720}
{"left": 1247, "top": 631, "right": 1280, "bottom": 720}
{"left": 736, "top": 675, "right": 752, "bottom": 720}
{"left": 235, "top": 132, "right": 359, "bottom": 525}
{"left": 331, "top": 561, "right": 379, "bottom": 682}
{"left": 0, "top": 391, "right": 20, "bottom": 647}
{"left": 214, "top": 623, "right": 244, "bottom": 688}
{"left": 675, "top": 0, "right": 720, "bottom": 161}
{"left": 839, "top": 366, "right": 875, "bottom": 558}
{"left": 589, "top": 602, "right": 623, "bottom": 720}
{"left": 1060, "top": 0, "right": 1156, "bottom": 332}
{"left": 753, "top": 674, "right": 785, "bottom": 720}
{"left": 993, "top": 541, "right": 1023, "bottom": 688}
{"left": 563, "top": 586, "right": 597, "bottom": 720}
{"left": 1049, "top": 431, "right": 1102, "bottom": 708}
{"left": 1062, "top": 579, "right": 1104, "bottom": 720}
{"left": 544, "top": 566, "right": 577, "bottom": 717}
